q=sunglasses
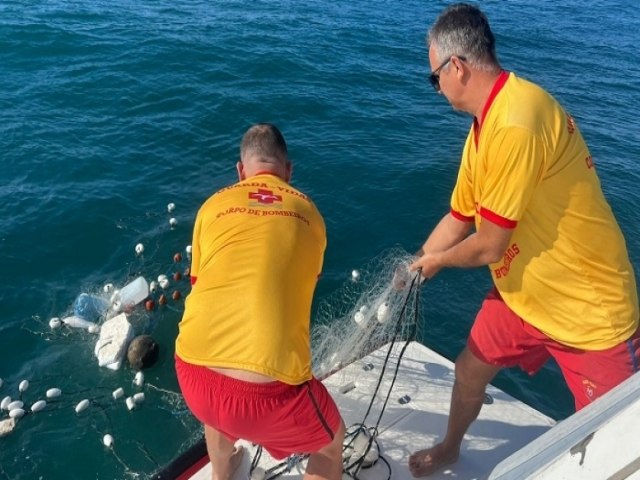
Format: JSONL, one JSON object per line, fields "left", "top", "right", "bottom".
{"left": 429, "top": 55, "right": 466, "bottom": 92}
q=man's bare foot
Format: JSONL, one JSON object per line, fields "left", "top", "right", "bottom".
{"left": 227, "top": 446, "right": 245, "bottom": 479}
{"left": 213, "top": 446, "right": 245, "bottom": 480}
{"left": 408, "top": 443, "right": 459, "bottom": 477}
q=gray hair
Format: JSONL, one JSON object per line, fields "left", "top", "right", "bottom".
{"left": 428, "top": 3, "right": 500, "bottom": 72}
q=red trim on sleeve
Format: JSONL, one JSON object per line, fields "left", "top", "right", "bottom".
{"left": 480, "top": 207, "right": 517, "bottom": 229}
{"left": 190, "top": 276, "right": 198, "bottom": 286}
{"left": 450, "top": 208, "right": 475, "bottom": 222}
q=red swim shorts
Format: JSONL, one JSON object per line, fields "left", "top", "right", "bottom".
{"left": 175, "top": 355, "right": 342, "bottom": 460}
{"left": 468, "top": 288, "right": 640, "bottom": 411}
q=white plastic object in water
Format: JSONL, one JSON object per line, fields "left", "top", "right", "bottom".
{"left": 353, "top": 311, "right": 366, "bottom": 326}
{"left": 62, "top": 315, "right": 99, "bottom": 331}
{"left": 7, "top": 401, "right": 23, "bottom": 411}
{"left": 169, "top": 217, "right": 177, "bottom": 228}
{"left": 167, "top": 202, "right": 175, "bottom": 213}
{"left": 94, "top": 313, "right": 134, "bottom": 370}
{"left": 133, "top": 392, "right": 145, "bottom": 404}
{"left": 46, "top": 388, "right": 62, "bottom": 399}
{"left": 9, "top": 409, "right": 25, "bottom": 419}
{"left": 112, "top": 387, "right": 124, "bottom": 400}
{"left": 159, "top": 277, "right": 170, "bottom": 289}
{"left": 88, "top": 324, "right": 100, "bottom": 334}
{"left": 31, "top": 400, "right": 46, "bottom": 413}
{"left": 376, "top": 302, "right": 390, "bottom": 323}
{"left": 185, "top": 245, "right": 192, "bottom": 255}
{"left": 351, "top": 269, "right": 360, "bottom": 281}
{"left": 49, "top": 317, "right": 62, "bottom": 329}
{"left": 0, "top": 418, "right": 16, "bottom": 437}
{"left": 125, "top": 397, "right": 136, "bottom": 411}
{"left": 149, "top": 281, "right": 158, "bottom": 293}
{"left": 113, "top": 276, "right": 149, "bottom": 310}
{"left": 1, "top": 396, "right": 11, "bottom": 410}
{"left": 103, "top": 434, "right": 114, "bottom": 448}
{"left": 103, "top": 283, "right": 114, "bottom": 293}
{"left": 135, "top": 243, "right": 144, "bottom": 255}
{"left": 18, "top": 380, "right": 29, "bottom": 393}
{"left": 75, "top": 399, "right": 90, "bottom": 414}
{"left": 133, "top": 371, "right": 144, "bottom": 387}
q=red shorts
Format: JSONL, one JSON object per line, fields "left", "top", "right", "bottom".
{"left": 468, "top": 288, "right": 640, "bottom": 411}
{"left": 175, "top": 356, "right": 342, "bottom": 460}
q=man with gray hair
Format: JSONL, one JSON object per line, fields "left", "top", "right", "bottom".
{"left": 408, "top": 3, "right": 639, "bottom": 477}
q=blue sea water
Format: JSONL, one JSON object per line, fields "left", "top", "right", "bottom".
{"left": 1, "top": 1, "right": 639, "bottom": 478}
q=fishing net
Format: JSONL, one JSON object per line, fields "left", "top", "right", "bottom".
{"left": 312, "top": 247, "right": 422, "bottom": 380}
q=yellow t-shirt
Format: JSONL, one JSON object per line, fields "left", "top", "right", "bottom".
{"left": 175, "top": 173, "right": 326, "bottom": 384}
{"left": 451, "top": 72, "right": 638, "bottom": 350}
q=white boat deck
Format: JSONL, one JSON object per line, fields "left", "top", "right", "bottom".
{"left": 187, "top": 341, "right": 556, "bottom": 479}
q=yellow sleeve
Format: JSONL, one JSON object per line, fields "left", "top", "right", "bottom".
{"left": 481, "top": 126, "right": 545, "bottom": 223}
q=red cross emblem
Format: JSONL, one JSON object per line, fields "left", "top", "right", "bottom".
{"left": 248, "top": 189, "right": 282, "bottom": 204}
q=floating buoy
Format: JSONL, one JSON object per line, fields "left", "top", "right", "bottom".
{"left": 184, "top": 267, "right": 191, "bottom": 277}
{"left": 112, "top": 388, "right": 124, "bottom": 401}
{"left": 49, "top": 317, "right": 62, "bottom": 329}
{"left": 133, "top": 371, "right": 144, "bottom": 387}
{"left": 8, "top": 401, "right": 23, "bottom": 411}
{"left": 351, "top": 269, "right": 360, "bottom": 281}
{"left": 376, "top": 302, "right": 390, "bottom": 323}
{"left": 159, "top": 278, "right": 170, "bottom": 289}
{"left": 1, "top": 396, "right": 12, "bottom": 410}
{"left": 167, "top": 202, "right": 175, "bottom": 213}
{"left": 144, "top": 299, "right": 155, "bottom": 311}
{"left": 75, "top": 399, "right": 90, "bottom": 414}
{"left": 172, "top": 290, "right": 181, "bottom": 301}
{"left": 103, "top": 434, "right": 114, "bottom": 448}
{"left": 173, "top": 252, "right": 182, "bottom": 263}
{"left": 125, "top": 397, "right": 136, "bottom": 411}
{"left": 185, "top": 245, "right": 192, "bottom": 255}
{"left": 149, "top": 281, "right": 158, "bottom": 293}
{"left": 127, "top": 335, "right": 159, "bottom": 370}
{"left": 133, "top": 392, "right": 145, "bottom": 404}
{"left": 158, "top": 294, "right": 167, "bottom": 305}
{"left": 46, "top": 388, "right": 62, "bottom": 399}
{"left": 18, "top": 380, "right": 29, "bottom": 393}
{"left": 31, "top": 400, "right": 46, "bottom": 413}
{"left": 88, "top": 324, "right": 101, "bottom": 334}
{"left": 353, "top": 311, "right": 366, "bottom": 326}
{"left": 103, "top": 283, "right": 114, "bottom": 293}
{"left": 0, "top": 418, "right": 16, "bottom": 437}
{"left": 173, "top": 272, "right": 182, "bottom": 282}
{"left": 169, "top": 217, "right": 177, "bottom": 228}
{"left": 9, "top": 409, "right": 25, "bottom": 419}
{"left": 135, "top": 243, "right": 144, "bottom": 255}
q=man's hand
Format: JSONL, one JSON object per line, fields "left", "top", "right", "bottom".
{"left": 409, "top": 252, "right": 443, "bottom": 282}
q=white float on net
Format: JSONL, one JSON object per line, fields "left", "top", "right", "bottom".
{"left": 46, "top": 388, "right": 62, "bottom": 399}
{"left": 135, "top": 243, "right": 144, "bottom": 255}
{"left": 18, "top": 380, "right": 29, "bottom": 393}
{"left": 31, "top": 400, "right": 46, "bottom": 413}
{"left": 103, "top": 434, "right": 114, "bottom": 448}
{"left": 75, "top": 399, "right": 90, "bottom": 414}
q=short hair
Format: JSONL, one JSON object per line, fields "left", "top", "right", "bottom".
{"left": 428, "top": 3, "right": 499, "bottom": 71}
{"left": 240, "top": 123, "right": 288, "bottom": 164}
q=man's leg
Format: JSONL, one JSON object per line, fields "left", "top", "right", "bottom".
{"left": 204, "top": 424, "right": 244, "bottom": 480}
{"left": 408, "top": 347, "right": 501, "bottom": 477}
{"left": 304, "top": 419, "right": 346, "bottom": 480}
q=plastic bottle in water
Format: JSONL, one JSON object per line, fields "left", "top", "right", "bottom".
{"left": 112, "top": 276, "right": 149, "bottom": 312}
{"left": 73, "top": 293, "right": 109, "bottom": 321}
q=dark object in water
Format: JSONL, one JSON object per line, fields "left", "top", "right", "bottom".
{"left": 127, "top": 335, "right": 159, "bottom": 370}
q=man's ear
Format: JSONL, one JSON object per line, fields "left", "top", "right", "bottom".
{"left": 236, "top": 161, "right": 245, "bottom": 181}
{"left": 285, "top": 161, "right": 293, "bottom": 182}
